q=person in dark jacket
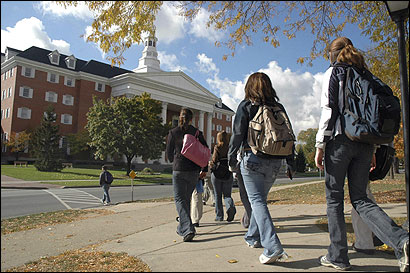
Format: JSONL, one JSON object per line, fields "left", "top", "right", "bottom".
{"left": 315, "top": 37, "right": 408, "bottom": 272}
{"left": 209, "top": 131, "right": 236, "bottom": 222}
{"left": 228, "top": 72, "right": 294, "bottom": 265}
{"left": 166, "top": 108, "right": 209, "bottom": 242}
{"left": 99, "top": 165, "right": 112, "bottom": 206}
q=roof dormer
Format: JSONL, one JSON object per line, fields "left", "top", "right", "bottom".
{"left": 48, "top": 50, "right": 60, "bottom": 65}
{"left": 65, "top": 55, "right": 76, "bottom": 69}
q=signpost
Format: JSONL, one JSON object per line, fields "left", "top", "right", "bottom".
{"left": 129, "top": 170, "right": 136, "bottom": 202}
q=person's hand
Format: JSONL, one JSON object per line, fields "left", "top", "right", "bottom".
{"left": 370, "top": 153, "right": 376, "bottom": 172}
{"left": 315, "top": 148, "right": 324, "bottom": 170}
{"left": 199, "top": 171, "right": 207, "bottom": 179}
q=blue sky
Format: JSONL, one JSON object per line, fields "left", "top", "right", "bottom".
{"left": 1, "top": 1, "right": 379, "bottom": 137}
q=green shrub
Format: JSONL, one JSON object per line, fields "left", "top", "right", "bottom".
{"left": 140, "top": 167, "right": 153, "bottom": 174}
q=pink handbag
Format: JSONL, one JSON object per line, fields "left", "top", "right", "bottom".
{"left": 181, "top": 130, "right": 211, "bottom": 167}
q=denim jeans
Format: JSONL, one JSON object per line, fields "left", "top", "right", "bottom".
{"left": 102, "top": 183, "right": 111, "bottom": 203}
{"left": 240, "top": 151, "right": 284, "bottom": 257}
{"left": 173, "top": 170, "right": 199, "bottom": 237}
{"left": 324, "top": 134, "right": 409, "bottom": 266}
{"left": 211, "top": 173, "right": 235, "bottom": 220}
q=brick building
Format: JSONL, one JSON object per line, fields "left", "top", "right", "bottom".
{"left": 1, "top": 34, "right": 234, "bottom": 165}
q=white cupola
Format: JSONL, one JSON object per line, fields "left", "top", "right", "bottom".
{"left": 133, "top": 32, "right": 162, "bottom": 73}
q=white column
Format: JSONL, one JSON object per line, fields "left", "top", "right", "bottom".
{"left": 161, "top": 102, "right": 168, "bottom": 164}
{"left": 199, "top": 111, "right": 204, "bottom": 132}
{"left": 207, "top": 112, "right": 213, "bottom": 146}
{"left": 161, "top": 102, "right": 168, "bottom": 125}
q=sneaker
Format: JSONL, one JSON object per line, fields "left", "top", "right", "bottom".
{"left": 352, "top": 243, "right": 375, "bottom": 255}
{"left": 100, "top": 199, "right": 104, "bottom": 204}
{"left": 227, "top": 207, "right": 236, "bottom": 222}
{"left": 399, "top": 240, "right": 409, "bottom": 272}
{"left": 373, "top": 235, "right": 384, "bottom": 247}
{"left": 259, "top": 251, "right": 288, "bottom": 264}
{"left": 104, "top": 202, "right": 111, "bottom": 206}
{"left": 183, "top": 232, "right": 195, "bottom": 242}
{"left": 246, "top": 241, "right": 262, "bottom": 248}
{"left": 319, "top": 255, "right": 351, "bottom": 271}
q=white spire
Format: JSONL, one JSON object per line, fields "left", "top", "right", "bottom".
{"left": 133, "top": 32, "right": 161, "bottom": 73}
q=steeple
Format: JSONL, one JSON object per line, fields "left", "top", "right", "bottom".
{"left": 133, "top": 33, "right": 161, "bottom": 73}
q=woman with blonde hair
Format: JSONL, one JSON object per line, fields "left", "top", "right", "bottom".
{"left": 315, "top": 37, "right": 408, "bottom": 271}
{"left": 166, "top": 108, "right": 209, "bottom": 242}
{"left": 228, "top": 72, "right": 295, "bottom": 265}
{"left": 209, "top": 131, "right": 236, "bottom": 222}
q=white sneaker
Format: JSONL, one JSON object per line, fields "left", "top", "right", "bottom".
{"left": 246, "top": 241, "right": 262, "bottom": 248}
{"left": 259, "top": 251, "right": 288, "bottom": 264}
{"left": 399, "top": 240, "right": 409, "bottom": 272}
{"left": 104, "top": 202, "right": 111, "bottom": 206}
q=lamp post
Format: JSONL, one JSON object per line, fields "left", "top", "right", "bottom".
{"left": 384, "top": 1, "right": 409, "bottom": 228}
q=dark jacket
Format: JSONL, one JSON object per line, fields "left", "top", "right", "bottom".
{"left": 99, "top": 170, "right": 109, "bottom": 186}
{"left": 228, "top": 99, "right": 295, "bottom": 170}
{"left": 209, "top": 143, "right": 229, "bottom": 171}
{"left": 166, "top": 124, "right": 209, "bottom": 172}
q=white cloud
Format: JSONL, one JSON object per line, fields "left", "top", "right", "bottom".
{"left": 154, "top": 2, "right": 186, "bottom": 44}
{"left": 1, "top": 17, "right": 71, "bottom": 54}
{"left": 158, "top": 51, "right": 189, "bottom": 72}
{"left": 188, "top": 8, "right": 225, "bottom": 42}
{"left": 36, "top": 1, "right": 94, "bottom": 20}
{"left": 196, "top": 53, "right": 324, "bottom": 136}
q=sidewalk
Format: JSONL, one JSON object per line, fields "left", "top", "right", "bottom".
{"left": 1, "top": 177, "right": 407, "bottom": 272}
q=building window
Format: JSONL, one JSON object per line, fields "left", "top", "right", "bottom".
{"left": 17, "top": 107, "right": 31, "bottom": 119}
{"left": 10, "top": 68, "right": 13, "bottom": 77}
{"left": 216, "top": 125, "right": 222, "bottom": 131}
{"left": 45, "top": 91, "right": 58, "bottom": 103}
{"left": 1, "top": 90, "right": 5, "bottom": 100}
{"left": 211, "top": 136, "right": 215, "bottom": 144}
{"left": 212, "top": 124, "right": 215, "bottom": 130}
{"left": 64, "top": 76, "right": 75, "bottom": 87}
{"left": 217, "top": 113, "right": 222, "bottom": 120}
{"left": 95, "top": 82, "right": 105, "bottom": 92}
{"left": 226, "top": 127, "right": 231, "bottom": 133}
{"left": 2, "top": 132, "right": 8, "bottom": 152}
{"left": 47, "top": 72, "right": 59, "bottom": 83}
{"left": 62, "top": 94, "right": 74, "bottom": 106}
{"left": 22, "top": 66, "right": 35, "bottom": 78}
{"left": 65, "top": 56, "right": 76, "bottom": 69}
{"left": 61, "top": 114, "right": 72, "bottom": 125}
{"left": 226, "top": 115, "right": 231, "bottom": 121}
{"left": 19, "top": 86, "right": 33, "bottom": 98}
{"left": 1, "top": 109, "right": 3, "bottom": 119}
{"left": 48, "top": 50, "right": 60, "bottom": 65}
{"left": 7, "top": 87, "right": 12, "bottom": 97}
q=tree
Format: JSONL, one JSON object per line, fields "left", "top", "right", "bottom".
{"left": 295, "top": 145, "right": 306, "bottom": 173}
{"left": 297, "top": 128, "right": 318, "bottom": 169}
{"left": 5, "top": 130, "right": 31, "bottom": 161}
{"left": 57, "top": 1, "right": 407, "bottom": 159}
{"left": 31, "top": 106, "right": 63, "bottom": 171}
{"left": 66, "top": 129, "right": 94, "bottom": 160}
{"left": 86, "top": 93, "right": 169, "bottom": 174}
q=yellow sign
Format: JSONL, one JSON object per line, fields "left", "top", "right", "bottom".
{"left": 129, "top": 170, "right": 136, "bottom": 179}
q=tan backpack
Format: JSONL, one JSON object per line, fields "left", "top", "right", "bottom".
{"left": 248, "top": 104, "right": 295, "bottom": 156}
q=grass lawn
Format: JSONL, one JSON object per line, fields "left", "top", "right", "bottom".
{"left": 1, "top": 164, "right": 172, "bottom": 186}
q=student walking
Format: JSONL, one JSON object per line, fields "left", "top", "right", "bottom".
{"left": 209, "top": 131, "right": 236, "bottom": 222}
{"left": 99, "top": 165, "right": 113, "bottom": 205}
{"left": 166, "top": 108, "right": 209, "bottom": 242}
{"left": 191, "top": 178, "right": 204, "bottom": 227}
{"left": 228, "top": 72, "right": 295, "bottom": 265}
{"left": 315, "top": 36, "right": 408, "bottom": 271}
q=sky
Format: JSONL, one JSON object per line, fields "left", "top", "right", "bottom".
{"left": 1, "top": 1, "right": 379, "bottom": 137}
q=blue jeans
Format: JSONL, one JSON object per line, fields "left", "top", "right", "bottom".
{"left": 324, "top": 134, "right": 409, "bottom": 266}
{"left": 211, "top": 173, "right": 235, "bottom": 220}
{"left": 173, "top": 170, "right": 199, "bottom": 237}
{"left": 240, "top": 151, "right": 283, "bottom": 258}
{"left": 102, "top": 183, "right": 111, "bottom": 203}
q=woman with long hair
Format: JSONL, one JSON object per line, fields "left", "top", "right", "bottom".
{"left": 228, "top": 72, "right": 294, "bottom": 265}
{"left": 209, "top": 130, "right": 236, "bottom": 222}
{"left": 166, "top": 108, "right": 209, "bottom": 242}
{"left": 315, "top": 37, "right": 408, "bottom": 271}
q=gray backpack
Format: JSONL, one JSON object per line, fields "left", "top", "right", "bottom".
{"left": 248, "top": 104, "right": 295, "bottom": 156}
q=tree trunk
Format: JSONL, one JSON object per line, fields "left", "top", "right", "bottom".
{"left": 126, "top": 156, "right": 133, "bottom": 176}
{"left": 393, "top": 157, "right": 400, "bottom": 174}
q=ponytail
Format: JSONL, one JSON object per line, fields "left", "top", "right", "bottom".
{"left": 329, "top": 37, "right": 367, "bottom": 69}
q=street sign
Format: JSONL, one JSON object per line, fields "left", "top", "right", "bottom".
{"left": 129, "top": 170, "right": 136, "bottom": 179}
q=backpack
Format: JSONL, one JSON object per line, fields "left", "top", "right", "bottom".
{"left": 212, "top": 158, "right": 231, "bottom": 180}
{"left": 369, "top": 145, "right": 395, "bottom": 181}
{"left": 105, "top": 171, "right": 114, "bottom": 184}
{"left": 248, "top": 103, "right": 295, "bottom": 156}
{"left": 341, "top": 65, "right": 401, "bottom": 144}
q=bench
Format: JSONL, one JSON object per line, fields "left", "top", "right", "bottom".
{"left": 14, "top": 161, "right": 28, "bottom": 167}
{"left": 62, "top": 162, "right": 73, "bottom": 168}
